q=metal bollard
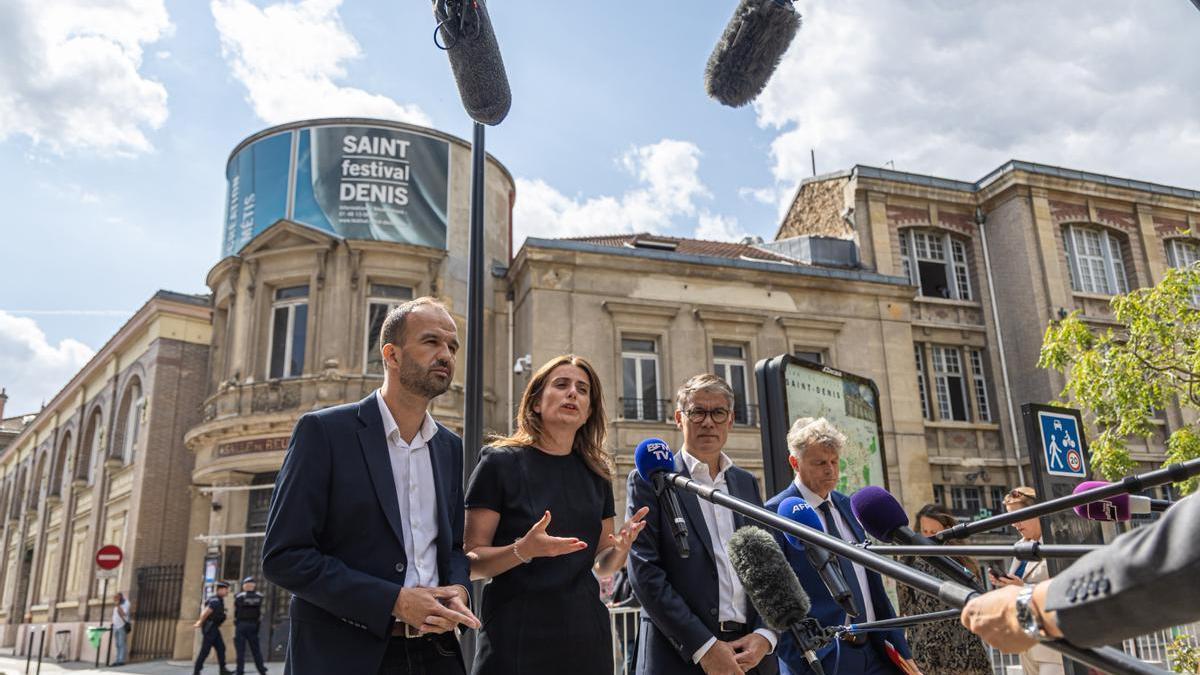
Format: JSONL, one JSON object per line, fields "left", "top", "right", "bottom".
{"left": 36, "top": 626, "right": 45, "bottom": 675}
{"left": 24, "top": 627, "right": 33, "bottom": 675}
{"left": 105, "top": 622, "right": 114, "bottom": 666}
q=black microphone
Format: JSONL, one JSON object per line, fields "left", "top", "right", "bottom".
{"left": 729, "top": 526, "right": 829, "bottom": 675}
{"left": 635, "top": 438, "right": 689, "bottom": 559}
{"left": 851, "top": 486, "right": 983, "bottom": 592}
{"left": 777, "top": 496, "right": 860, "bottom": 618}
{"left": 432, "top": 0, "right": 512, "bottom": 125}
{"left": 704, "top": 0, "right": 801, "bottom": 108}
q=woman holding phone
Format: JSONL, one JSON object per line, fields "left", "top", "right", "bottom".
{"left": 990, "top": 487, "right": 1063, "bottom": 675}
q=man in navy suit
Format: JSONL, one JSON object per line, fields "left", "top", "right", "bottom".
{"left": 263, "top": 297, "right": 480, "bottom": 675}
{"left": 627, "top": 374, "right": 778, "bottom": 675}
{"left": 764, "top": 417, "right": 913, "bottom": 675}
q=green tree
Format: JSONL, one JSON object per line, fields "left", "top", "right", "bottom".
{"left": 1040, "top": 266, "right": 1200, "bottom": 495}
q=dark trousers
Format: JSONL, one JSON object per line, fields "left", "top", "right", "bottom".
{"left": 194, "top": 626, "right": 228, "bottom": 673}
{"left": 378, "top": 634, "right": 464, "bottom": 675}
{"left": 835, "top": 641, "right": 902, "bottom": 675}
{"left": 235, "top": 621, "right": 267, "bottom": 674}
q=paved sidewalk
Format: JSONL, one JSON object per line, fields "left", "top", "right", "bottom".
{"left": 0, "top": 654, "right": 283, "bottom": 674}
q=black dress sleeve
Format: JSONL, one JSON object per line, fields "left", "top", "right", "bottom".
{"left": 465, "top": 446, "right": 506, "bottom": 511}
{"left": 601, "top": 474, "right": 615, "bottom": 520}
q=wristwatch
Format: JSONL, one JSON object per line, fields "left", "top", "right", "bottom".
{"left": 1015, "top": 586, "right": 1045, "bottom": 641}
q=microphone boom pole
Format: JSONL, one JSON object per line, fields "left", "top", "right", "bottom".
{"left": 863, "top": 543, "right": 1100, "bottom": 560}
{"left": 843, "top": 609, "right": 961, "bottom": 634}
{"left": 663, "top": 472, "right": 1172, "bottom": 675}
{"left": 934, "top": 459, "right": 1200, "bottom": 542}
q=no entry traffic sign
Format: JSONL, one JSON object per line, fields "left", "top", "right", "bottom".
{"left": 95, "top": 545, "right": 123, "bottom": 570}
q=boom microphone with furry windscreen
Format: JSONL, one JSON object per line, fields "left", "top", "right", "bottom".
{"left": 433, "top": 0, "right": 511, "bottom": 125}
{"left": 729, "top": 526, "right": 829, "bottom": 675}
{"left": 704, "top": 0, "right": 801, "bottom": 107}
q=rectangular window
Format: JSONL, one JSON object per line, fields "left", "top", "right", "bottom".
{"left": 1066, "top": 226, "right": 1128, "bottom": 295}
{"left": 713, "top": 344, "right": 750, "bottom": 425}
{"left": 793, "top": 349, "right": 824, "bottom": 365}
{"left": 621, "top": 337, "right": 660, "bottom": 421}
{"left": 932, "top": 346, "right": 969, "bottom": 421}
{"left": 1167, "top": 240, "right": 1200, "bottom": 304}
{"left": 989, "top": 486, "right": 1007, "bottom": 513}
{"left": 364, "top": 283, "right": 415, "bottom": 374}
{"left": 970, "top": 349, "right": 992, "bottom": 422}
{"left": 914, "top": 344, "right": 930, "bottom": 420}
{"left": 269, "top": 285, "right": 309, "bottom": 379}
{"left": 951, "top": 486, "right": 983, "bottom": 515}
{"left": 900, "top": 230, "right": 973, "bottom": 301}
{"left": 932, "top": 484, "right": 946, "bottom": 507}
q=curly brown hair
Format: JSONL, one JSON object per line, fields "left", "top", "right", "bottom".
{"left": 491, "top": 355, "right": 613, "bottom": 480}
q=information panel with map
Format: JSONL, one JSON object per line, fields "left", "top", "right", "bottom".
{"left": 756, "top": 354, "right": 889, "bottom": 497}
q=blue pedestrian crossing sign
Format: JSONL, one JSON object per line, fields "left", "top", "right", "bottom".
{"left": 1037, "top": 411, "right": 1087, "bottom": 478}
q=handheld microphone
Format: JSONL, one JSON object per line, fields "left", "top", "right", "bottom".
{"left": 728, "top": 526, "right": 829, "bottom": 675}
{"left": 704, "top": 0, "right": 801, "bottom": 107}
{"left": 851, "top": 486, "right": 983, "bottom": 592}
{"left": 634, "top": 439, "right": 689, "bottom": 559}
{"left": 778, "top": 497, "right": 860, "bottom": 618}
{"left": 1072, "top": 480, "right": 1170, "bottom": 521}
{"left": 433, "top": 0, "right": 511, "bottom": 125}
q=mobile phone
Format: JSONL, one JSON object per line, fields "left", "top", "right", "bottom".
{"left": 986, "top": 563, "right": 1010, "bottom": 580}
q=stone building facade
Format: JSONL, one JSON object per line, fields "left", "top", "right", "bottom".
{"left": 0, "top": 291, "right": 211, "bottom": 661}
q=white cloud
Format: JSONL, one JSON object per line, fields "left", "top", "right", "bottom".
{"left": 756, "top": 1, "right": 1200, "bottom": 199}
{"left": 0, "top": 0, "right": 171, "bottom": 155}
{"left": 513, "top": 139, "right": 712, "bottom": 248}
{"left": 211, "top": 0, "right": 430, "bottom": 126}
{"left": 0, "top": 312, "right": 94, "bottom": 416}
{"left": 694, "top": 212, "right": 751, "bottom": 243}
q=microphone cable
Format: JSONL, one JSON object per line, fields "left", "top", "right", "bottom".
{"left": 433, "top": 0, "right": 482, "bottom": 50}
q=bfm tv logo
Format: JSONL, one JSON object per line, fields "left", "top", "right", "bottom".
{"left": 648, "top": 442, "right": 671, "bottom": 462}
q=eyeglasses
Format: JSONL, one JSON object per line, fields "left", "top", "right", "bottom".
{"left": 683, "top": 408, "right": 731, "bottom": 424}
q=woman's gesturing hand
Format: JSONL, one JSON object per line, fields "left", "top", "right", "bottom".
{"left": 608, "top": 506, "right": 649, "bottom": 554}
{"left": 515, "top": 510, "right": 589, "bottom": 560}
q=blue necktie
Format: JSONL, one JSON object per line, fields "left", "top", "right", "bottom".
{"left": 818, "top": 500, "right": 866, "bottom": 619}
{"left": 1013, "top": 560, "right": 1028, "bottom": 579}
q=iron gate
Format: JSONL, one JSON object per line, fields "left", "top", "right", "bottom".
{"left": 131, "top": 564, "right": 184, "bottom": 662}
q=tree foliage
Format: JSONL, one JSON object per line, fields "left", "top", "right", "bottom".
{"left": 1040, "top": 266, "right": 1200, "bottom": 495}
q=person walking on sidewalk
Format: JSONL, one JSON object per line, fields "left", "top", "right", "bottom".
{"left": 193, "top": 581, "right": 234, "bottom": 675}
{"left": 112, "top": 592, "right": 131, "bottom": 666}
{"left": 234, "top": 577, "right": 268, "bottom": 675}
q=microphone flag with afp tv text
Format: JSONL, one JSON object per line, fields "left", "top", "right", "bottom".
{"left": 729, "top": 526, "right": 829, "bottom": 675}
{"left": 850, "top": 486, "right": 983, "bottom": 591}
{"left": 635, "top": 438, "right": 690, "bottom": 558}
{"left": 705, "top": 0, "right": 800, "bottom": 107}
{"left": 777, "top": 496, "right": 860, "bottom": 618}
{"left": 433, "top": 0, "right": 511, "bottom": 125}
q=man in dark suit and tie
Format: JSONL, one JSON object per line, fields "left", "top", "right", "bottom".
{"left": 764, "top": 417, "right": 913, "bottom": 675}
{"left": 263, "top": 297, "right": 480, "bottom": 675}
{"left": 627, "top": 374, "right": 779, "bottom": 675}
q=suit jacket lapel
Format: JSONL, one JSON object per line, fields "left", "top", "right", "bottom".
{"left": 673, "top": 455, "right": 715, "bottom": 565}
{"left": 426, "top": 428, "right": 453, "bottom": 562}
{"left": 832, "top": 492, "right": 864, "bottom": 544}
{"left": 356, "top": 394, "right": 406, "bottom": 547}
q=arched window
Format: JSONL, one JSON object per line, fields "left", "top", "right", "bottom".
{"left": 51, "top": 431, "right": 71, "bottom": 498}
{"left": 114, "top": 378, "right": 145, "bottom": 465}
{"left": 77, "top": 409, "right": 105, "bottom": 484}
{"left": 1165, "top": 238, "right": 1200, "bottom": 304}
{"left": 1064, "top": 225, "right": 1129, "bottom": 295}
{"left": 29, "top": 455, "right": 46, "bottom": 511}
{"left": 899, "top": 229, "right": 974, "bottom": 300}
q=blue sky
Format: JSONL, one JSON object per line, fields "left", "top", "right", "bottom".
{"left": 1, "top": 0, "right": 1198, "bottom": 415}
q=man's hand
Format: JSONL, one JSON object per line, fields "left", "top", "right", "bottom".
{"left": 962, "top": 581, "right": 1061, "bottom": 653}
{"left": 730, "top": 633, "right": 770, "bottom": 670}
{"left": 394, "top": 586, "right": 480, "bottom": 635}
{"left": 699, "top": 640, "right": 743, "bottom": 675}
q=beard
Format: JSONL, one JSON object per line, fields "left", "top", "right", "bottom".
{"left": 399, "top": 354, "right": 452, "bottom": 399}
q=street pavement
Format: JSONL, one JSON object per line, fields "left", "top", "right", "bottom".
{"left": 0, "top": 653, "right": 283, "bottom": 674}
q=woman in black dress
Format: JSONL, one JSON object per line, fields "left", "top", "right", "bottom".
{"left": 464, "top": 354, "right": 649, "bottom": 675}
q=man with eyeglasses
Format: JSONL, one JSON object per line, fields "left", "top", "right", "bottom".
{"left": 626, "top": 374, "right": 778, "bottom": 675}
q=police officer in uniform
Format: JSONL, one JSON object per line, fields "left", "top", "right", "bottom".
{"left": 234, "top": 577, "right": 268, "bottom": 675}
{"left": 193, "top": 581, "right": 234, "bottom": 675}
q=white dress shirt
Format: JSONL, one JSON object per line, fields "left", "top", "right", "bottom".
{"left": 376, "top": 390, "right": 440, "bottom": 588}
{"left": 681, "top": 449, "right": 777, "bottom": 663}
{"left": 795, "top": 478, "right": 878, "bottom": 622}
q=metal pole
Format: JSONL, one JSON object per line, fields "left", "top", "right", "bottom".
{"left": 105, "top": 622, "right": 114, "bottom": 666}
{"left": 35, "top": 627, "right": 44, "bottom": 675}
{"left": 96, "top": 577, "right": 108, "bottom": 668}
{"left": 460, "top": 120, "right": 487, "bottom": 673}
{"left": 463, "top": 120, "right": 486, "bottom": 477}
{"left": 862, "top": 543, "right": 1100, "bottom": 559}
{"left": 935, "top": 458, "right": 1200, "bottom": 542}
{"left": 24, "top": 628, "right": 32, "bottom": 674}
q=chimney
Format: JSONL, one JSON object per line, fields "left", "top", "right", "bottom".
{"left": 0, "top": 388, "right": 7, "bottom": 419}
